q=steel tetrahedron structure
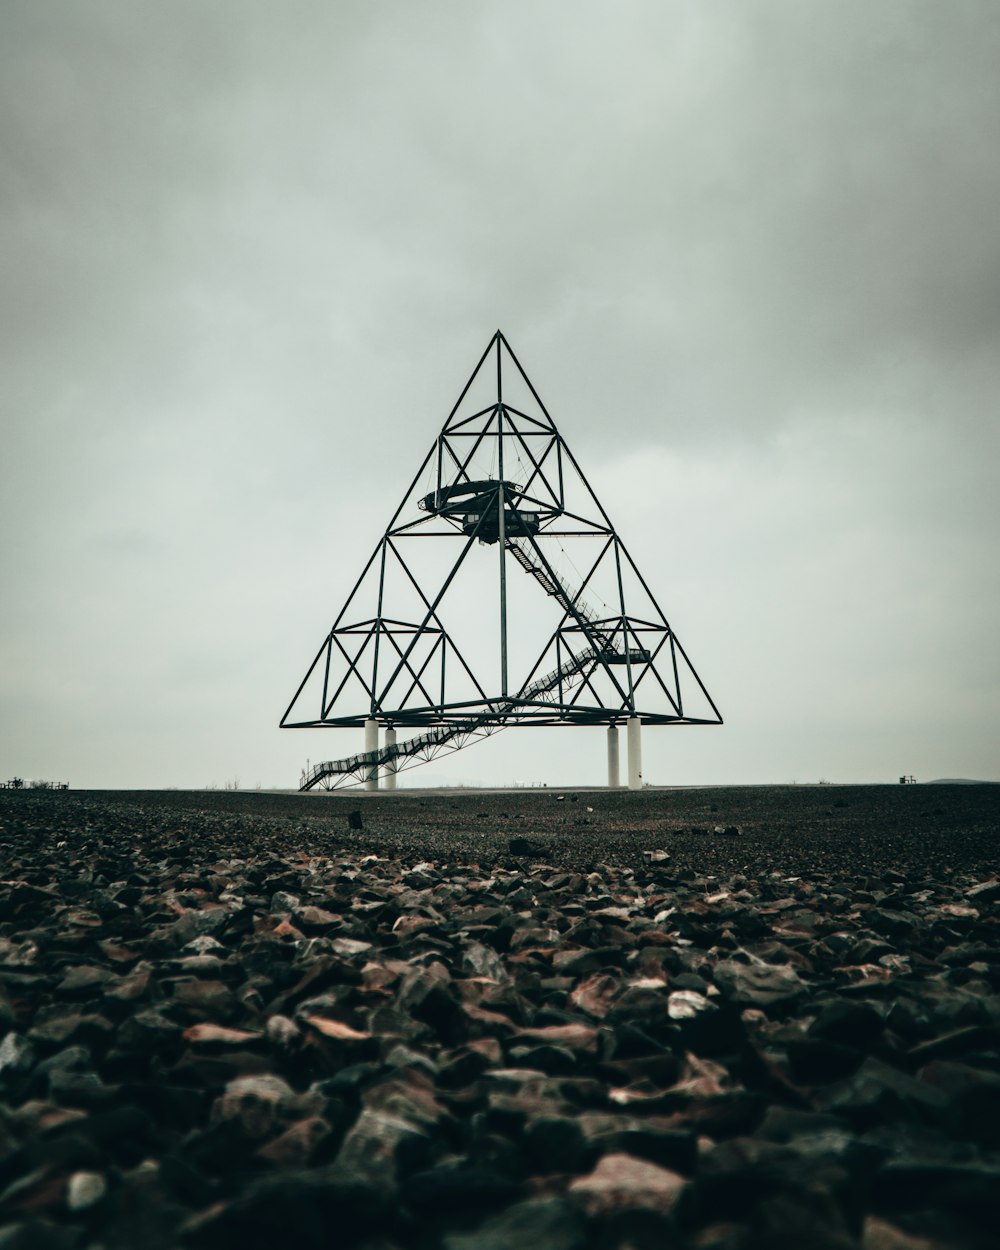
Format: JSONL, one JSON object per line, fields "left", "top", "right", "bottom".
{"left": 281, "top": 331, "right": 721, "bottom": 789}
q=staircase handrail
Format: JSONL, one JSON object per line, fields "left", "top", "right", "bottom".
{"left": 302, "top": 639, "right": 600, "bottom": 787}
{"left": 303, "top": 540, "right": 629, "bottom": 788}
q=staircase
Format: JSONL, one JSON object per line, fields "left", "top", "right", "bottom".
{"left": 301, "top": 541, "right": 627, "bottom": 791}
{"left": 505, "top": 537, "right": 618, "bottom": 655}
{"left": 300, "top": 641, "right": 601, "bottom": 790}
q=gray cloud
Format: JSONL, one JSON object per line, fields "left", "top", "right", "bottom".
{"left": 2, "top": 1, "right": 998, "bottom": 788}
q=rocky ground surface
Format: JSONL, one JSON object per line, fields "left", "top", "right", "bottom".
{"left": 0, "top": 785, "right": 998, "bottom": 1249}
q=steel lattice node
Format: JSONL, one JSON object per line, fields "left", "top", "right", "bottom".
{"left": 281, "top": 331, "right": 722, "bottom": 790}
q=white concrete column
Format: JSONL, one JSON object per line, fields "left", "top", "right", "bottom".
{"left": 607, "top": 724, "right": 620, "bottom": 789}
{"left": 384, "top": 727, "right": 397, "bottom": 791}
{"left": 627, "top": 715, "right": 642, "bottom": 791}
{"left": 364, "top": 717, "right": 379, "bottom": 791}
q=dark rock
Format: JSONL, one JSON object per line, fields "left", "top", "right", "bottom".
{"left": 442, "top": 1196, "right": 588, "bottom": 1250}
{"left": 181, "top": 1168, "right": 391, "bottom": 1250}
{"left": 522, "top": 1113, "right": 589, "bottom": 1173}
{"left": 748, "top": 1191, "right": 858, "bottom": 1250}
{"left": 918, "top": 1059, "right": 1000, "bottom": 1146}
{"left": 553, "top": 947, "right": 627, "bottom": 976}
{"left": 396, "top": 966, "right": 460, "bottom": 1040}
{"left": 336, "top": 1107, "right": 435, "bottom": 1185}
{"left": 26, "top": 1010, "right": 114, "bottom": 1050}
{"left": 667, "top": 989, "right": 744, "bottom": 1055}
{"left": 33, "top": 1043, "right": 92, "bottom": 1082}
{"left": 907, "top": 1023, "right": 1000, "bottom": 1064}
{"left": 808, "top": 1000, "right": 885, "bottom": 1049}
{"left": 871, "top": 1160, "right": 1000, "bottom": 1217}
{"left": 115, "top": 1009, "right": 184, "bottom": 1056}
{"left": 21, "top": 1127, "right": 105, "bottom": 1174}
{"left": 68, "top": 1105, "right": 155, "bottom": 1164}
{"left": 403, "top": 1158, "right": 523, "bottom": 1213}
{"left": 509, "top": 837, "right": 549, "bottom": 857}
{"left": 170, "top": 978, "right": 239, "bottom": 1020}
{"left": 713, "top": 959, "right": 806, "bottom": 1011}
{"left": 814, "top": 1059, "right": 951, "bottom": 1129}
{"left": 866, "top": 909, "right": 917, "bottom": 941}
{"left": 47, "top": 1067, "right": 119, "bottom": 1109}
{"left": 55, "top": 965, "right": 114, "bottom": 997}
{"left": 0, "top": 1220, "right": 79, "bottom": 1250}
{"left": 753, "top": 1106, "right": 844, "bottom": 1143}
{"left": 966, "top": 878, "right": 1000, "bottom": 903}
{"left": 508, "top": 1042, "right": 577, "bottom": 1075}
{"left": 158, "top": 1153, "right": 218, "bottom": 1207}
{"left": 577, "top": 1112, "right": 698, "bottom": 1173}
{"left": 786, "top": 1037, "right": 863, "bottom": 1083}
{"left": 682, "top": 1135, "right": 855, "bottom": 1240}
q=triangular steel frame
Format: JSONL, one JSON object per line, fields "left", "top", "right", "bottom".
{"left": 281, "top": 331, "right": 722, "bottom": 788}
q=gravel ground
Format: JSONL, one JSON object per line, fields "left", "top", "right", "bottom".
{"left": 15, "top": 782, "right": 994, "bottom": 876}
{"left": 0, "top": 785, "right": 997, "bottom": 1249}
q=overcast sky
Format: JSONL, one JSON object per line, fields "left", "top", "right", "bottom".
{"left": 2, "top": 1, "right": 998, "bottom": 790}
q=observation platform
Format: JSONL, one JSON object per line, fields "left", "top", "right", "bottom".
{"left": 419, "top": 479, "right": 542, "bottom": 543}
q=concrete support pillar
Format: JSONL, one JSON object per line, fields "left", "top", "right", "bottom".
{"left": 607, "top": 724, "right": 620, "bottom": 789}
{"left": 627, "top": 715, "right": 642, "bottom": 791}
{"left": 384, "top": 727, "right": 397, "bottom": 791}
{"left": 364, "top": 718, "right": 379, "bottom": 791}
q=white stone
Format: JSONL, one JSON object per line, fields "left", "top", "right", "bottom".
{"left": 67, "top": 1170, "right": 107, "bottom": 1211}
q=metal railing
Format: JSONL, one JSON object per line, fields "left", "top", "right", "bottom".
{"left": 506, "top": 538, "right": 619, "bottom": 653}
{"left": 301, "top": 541, "right": 628, "bottom": 791}
{"left": 301, "top": 641, "right": 600, "bottom": 789}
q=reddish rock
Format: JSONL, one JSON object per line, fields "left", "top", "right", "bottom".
{"left": 569, "top": 1151, "right": 687, "bottom": 1215}
{"left": 861, "top": 1216, "right": 944, "bottom": 1250}
{"left": 569, "top": 973, "right": 619, "bottom": 1019}
{"left": 211, "top": 1073, "right": 313, "bottom": 1140}
{"left": 171, "top": 978, "right": 238, "bottom": 1020}
{"left": 302, "top": 1015, "right": 370, "bottom": 1041}
{"left": 255, "top": 1115, "right": 332, "bottom": 1166}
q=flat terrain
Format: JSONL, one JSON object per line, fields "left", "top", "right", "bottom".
{"left": 0, "top": 785, "right": 998, "bottom": 1249}
{"left": 11, "top": 782, "right": 996, "bottom": 876}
